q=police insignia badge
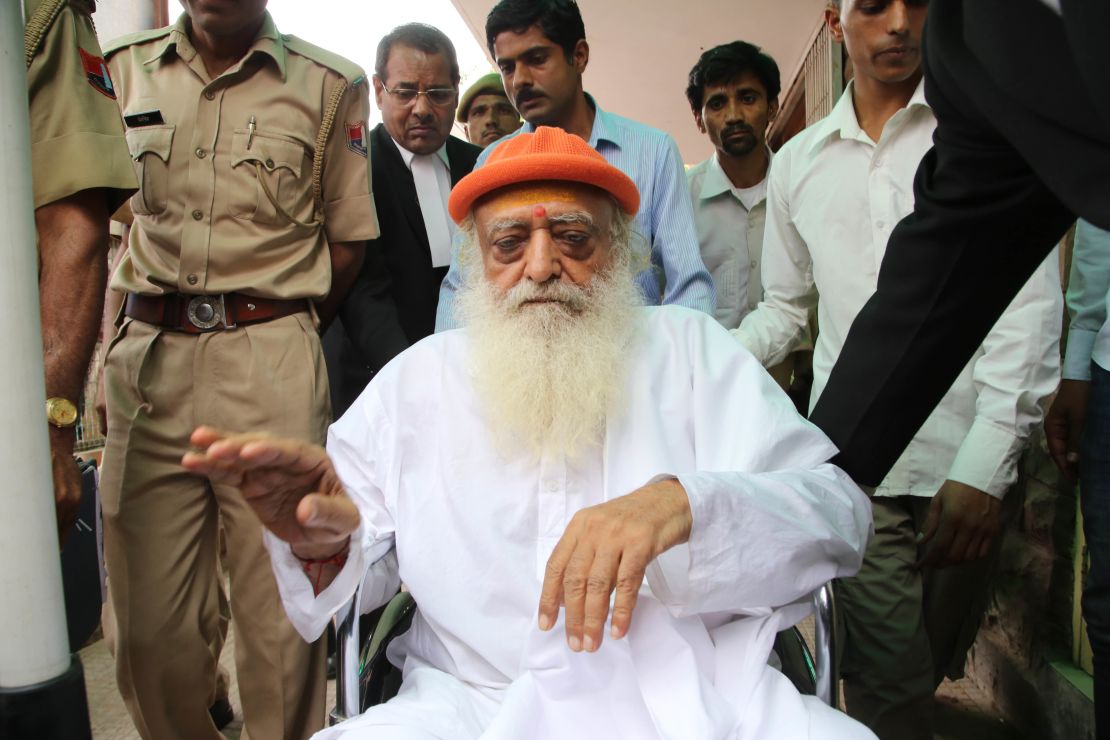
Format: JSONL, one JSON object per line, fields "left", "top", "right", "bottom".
{"left": 79, "top": 48, "right": 116, "bottom": 99}
{"left": 346, "top": 122, "right": 368, "bottom": 157}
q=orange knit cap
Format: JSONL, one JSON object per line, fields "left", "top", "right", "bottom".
{"left": 447, "top": 126, "right": 640, "bottom": 224}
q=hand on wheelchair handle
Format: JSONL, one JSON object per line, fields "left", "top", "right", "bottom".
{"left": 181, "top": 425, "right": 359, "bottom": 558}
{"left": 537, "top": 478, "right": 692, "bottom": 655}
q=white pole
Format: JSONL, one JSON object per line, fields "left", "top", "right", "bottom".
{"left": 0, "top": 0, "right": 72, "bottom": 688}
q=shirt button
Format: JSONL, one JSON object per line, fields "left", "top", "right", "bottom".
{"left": 204, "top": 90, "right": 215, "bottom": 100}
{"left": 545, "top": 480, "right": 558, "bottom": 492}
{"left": 264, "top": 158, "right": 275, "bottom": 169}
{"left": 186, "top": 273, "right": 198, "bottom": 286}
{"left": 192, "top": 209, "right": 203, "bottom": 221}
{"left": 874, "top": 156, "right": 884, "bottom": 167}
{"left": 195, "top": 147, "right": 207, "bottom": 159}
{"left": 750, "top": 260, "right": 758, "bottom": 269}
{"left": 877, "top": 220, "right": 887, "bottom": 229}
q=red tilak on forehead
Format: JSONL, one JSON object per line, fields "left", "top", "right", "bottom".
{"left": 533, "top": 205, "right": 547, "bottom": 219}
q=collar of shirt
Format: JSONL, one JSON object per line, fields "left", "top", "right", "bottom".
{"left": 520, "top": 93, "right": 624, "bottom": 152}
{"left": 806, "top": 78, "right": 929, "bottom": 154}
{"left": 697, "top": 149, "right": 771, "bottom": 205}
{"left": 392, "top": 137, "right": 451, "bottom": 172}
{"left": 142, "top": 11, "right": 288, "bottom": 81}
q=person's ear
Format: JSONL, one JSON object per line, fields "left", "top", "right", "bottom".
{"left": 826, "top": 5, "right": 845, "bottom": 43}
{"left": 572, "top": 39, "right": 589, "bottom": 75}
{"left": 372, "top": 75, "right": 385, "bottom": 108}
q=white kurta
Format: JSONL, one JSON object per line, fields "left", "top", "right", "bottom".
{"left": 267, "top": 306, "right": 875, "bottom": 739}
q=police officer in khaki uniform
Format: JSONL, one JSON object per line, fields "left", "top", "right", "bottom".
{"left": 99, "top": 1, "right": 379, "bottom": 737}
{"left": 25, "top": 0, "right": 136, "bottom": 539}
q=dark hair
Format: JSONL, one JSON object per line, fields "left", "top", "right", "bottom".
{"left": 375, "top": 23, "right": 461, "bottom": 85}
{"left": 485, "top": 0, "right": 586, "bottom": 61}
{"left": 685, "top": 41, "right": 781, "bottom": 113}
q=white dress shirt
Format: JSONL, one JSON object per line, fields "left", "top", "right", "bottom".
{"left": 1064, "top": 220, "right": 1110, "bottom": 380}
{"left": 687, "top": 153, "right": 769, "bottom": 329}
{"left": 392, "top": 138, "right": 454, "bottom": 267}
{"left": 267, "top": 307, "right": 874, "bottom": 739}
{"left": 735, "top": 81, "right": 1062, "bottom": 499}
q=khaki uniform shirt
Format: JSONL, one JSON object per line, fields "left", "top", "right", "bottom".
{"left": 25, "top": 0, "right": 136, "bottom": 209}
{"left": 104, "top": 12, "right": 379, "bottom": 301}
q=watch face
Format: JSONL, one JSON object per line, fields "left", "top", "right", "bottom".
{"left": 47, "top": 398, "right": 78, "bottom": 427}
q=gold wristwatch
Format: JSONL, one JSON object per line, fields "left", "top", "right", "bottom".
{"left": 45, "top": 397, "right": 79, "bottom": 428}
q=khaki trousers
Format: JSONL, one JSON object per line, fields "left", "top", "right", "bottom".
{"left": 101, "top": 313, "right": 329, "bottom": 740}
{"left": 835, "top": 494, "right": 1013, "bottom": 740}
{"left": 102, "top": 569, "right": 232, "bottom": 706}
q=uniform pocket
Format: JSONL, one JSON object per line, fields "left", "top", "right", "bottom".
{"left": 229, "top": 130, "right": 311, "bottom": 225}
{"left": 124, "top": 125, "right": 174, "bottom": 216}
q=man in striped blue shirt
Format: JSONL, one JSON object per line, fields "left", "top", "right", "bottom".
{"left": 434, "top": 0, "right": 715, "bottom": 330}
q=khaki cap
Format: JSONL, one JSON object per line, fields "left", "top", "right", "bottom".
{"left": 457, "top": 72, "right": 510, "bottom": 123}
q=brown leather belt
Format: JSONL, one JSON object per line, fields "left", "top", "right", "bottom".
{"left": 124, "top": 292, "right": 308, "bottom": 334}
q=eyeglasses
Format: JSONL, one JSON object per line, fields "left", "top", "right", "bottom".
{"left": 381, "top": 83, "right": 457, "bottom": 107}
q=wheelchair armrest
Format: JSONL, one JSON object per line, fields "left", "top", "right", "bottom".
{"left": 359, "top": 591, "right": 417, "bottom": 711}
{"left": 363, "top": 591, "right": 416, "bottom": 667}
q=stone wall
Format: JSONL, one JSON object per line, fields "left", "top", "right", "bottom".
{"left": 965, "top": 438, "right": 1095, "bottom": 739}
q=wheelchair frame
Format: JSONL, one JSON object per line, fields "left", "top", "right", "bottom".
{"left": 330, "top": 582, "right": 839, "bottom": 725}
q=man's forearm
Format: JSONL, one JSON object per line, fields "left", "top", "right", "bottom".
{"left": 316, "top": 240, "right": 366, "bottom": 331}
{"left": 37, "top": 190, "right": 111, "bottom": 419}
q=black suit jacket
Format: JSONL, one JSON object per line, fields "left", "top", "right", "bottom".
{"left": 324, "top": 125, "right": 481, "bottom": 417}
{"left": 810, "top": 0, "right": 1110, "bottom": 485}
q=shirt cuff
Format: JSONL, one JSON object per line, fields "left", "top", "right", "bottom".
{"left": 1063, "top": 328, "right": 1098, "bottom": 381}
{"left": 264, "top": 525, "right": 369, "bottom": 643}
{"left": 945, "top": 418, "right": 1023, "bottom": 499}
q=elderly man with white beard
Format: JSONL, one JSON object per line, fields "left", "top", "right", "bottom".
{"left": 182, "top": 127, "right": 876, "bottom": 740}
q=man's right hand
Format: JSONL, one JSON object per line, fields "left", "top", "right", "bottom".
{"left": 181, "top": 426, "right": 359, "bottom": 558}
{"left": 1044, "top": 379, "right": 1091, "bottom": 480}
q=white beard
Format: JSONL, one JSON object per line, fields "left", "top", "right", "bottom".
{"left": 456, "top": 248, "right": 642, "bottom": 461}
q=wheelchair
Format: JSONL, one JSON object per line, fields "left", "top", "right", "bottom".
{"left": 329, "top": 583, "right": 838, "bottom": 725}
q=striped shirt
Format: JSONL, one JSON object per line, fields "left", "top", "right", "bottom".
{"left": 434, "top": 95, "right": 716, "bottom": 330}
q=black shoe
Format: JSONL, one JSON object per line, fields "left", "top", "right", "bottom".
{"left": 209, "top": 698, "right": 234, "bottom": 731}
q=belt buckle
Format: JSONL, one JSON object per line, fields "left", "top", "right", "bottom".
{"left": 186, "top": 295, "right": 231, "bottom": 331}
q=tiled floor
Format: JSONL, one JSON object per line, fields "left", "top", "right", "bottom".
{"left": 81, "top": 621, "right": 1027, "bottom": 739}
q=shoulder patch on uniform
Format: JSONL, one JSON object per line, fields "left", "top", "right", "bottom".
{"left": 79, "top": 48, "right": 116, "bottom": 99}
{"left": 344, "top": 122, "right": 370, "bottom": 157}
{"left": 282, "top": 35, "right": 366, "bottom": 83}
{"left": 345, "top": 121, "right": 368, "bottom": 157}
{"left": 101, "top": 26, "right": 173, "bottom": 57}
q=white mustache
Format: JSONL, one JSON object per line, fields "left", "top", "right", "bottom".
{"left": 503, "top": 280, "right": 589, "bottom": 312}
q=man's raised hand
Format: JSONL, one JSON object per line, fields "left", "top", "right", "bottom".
{"left": 537, "top": 478, "right": 693, "bottom": 654}
{"left": 181, "top": 426, "right": 359, "bottom": 558}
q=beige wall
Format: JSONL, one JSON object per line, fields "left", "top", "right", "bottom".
{"left": 450, "top": 0, "right": 829, "bottom": 163}
{"left": 93, "top": 0, "right": 165, "bottom": 45}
